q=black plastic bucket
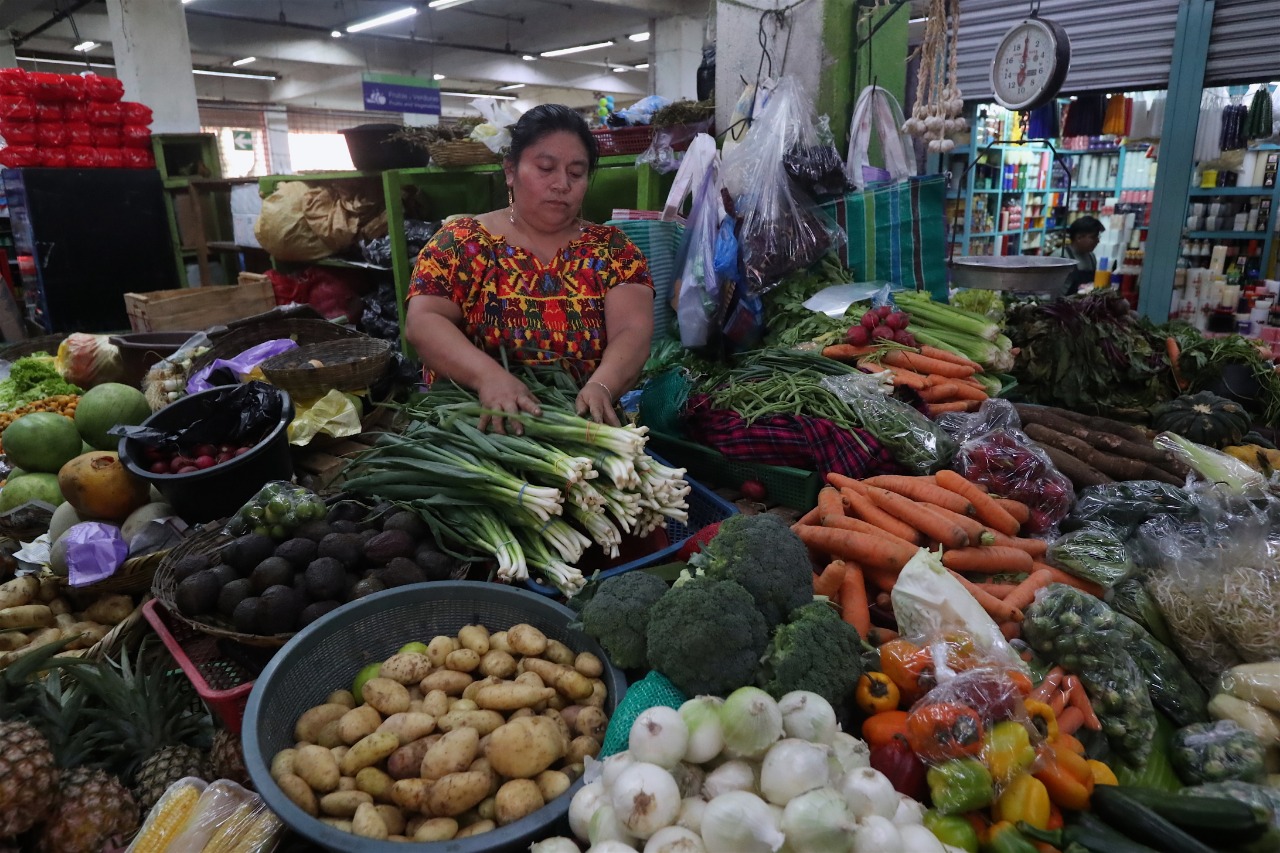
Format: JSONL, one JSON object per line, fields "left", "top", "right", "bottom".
{"left": 118, "top": 386, "right": 295, "bottom": 522}
{"left": 339, "top": 124, "right": 428, "bottom": 172}
{"left": 109, "top": 331, "right": 196, "bottom": 388}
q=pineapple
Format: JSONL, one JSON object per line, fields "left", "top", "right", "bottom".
{"left": 0, "top": 719, "right": 57, "bottom": 837}
{"left": 135, "top": 744, "right": 211, "bottom": 810}
{"left": 38, "top": 766, "right": 137, "bottom": 853}
{"left": 210, "top": 728, "right": 252, "bottom": 789}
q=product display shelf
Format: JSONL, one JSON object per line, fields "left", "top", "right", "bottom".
{"left": 1181, "top": 147, "right": 1280, "bottom": 280}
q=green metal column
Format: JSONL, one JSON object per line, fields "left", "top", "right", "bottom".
{"left": 820, "top": 0, "right": 907, "bottom": 154}
{"left": 1138, "top": 0, "right": 1216, "bottom": 320}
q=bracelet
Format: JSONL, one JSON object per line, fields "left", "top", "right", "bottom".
{"left": 588, "top": 379, "right": 614, "bottom": 401}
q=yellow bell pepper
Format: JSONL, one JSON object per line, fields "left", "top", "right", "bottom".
{"left": 1023, "top": 700, "right": 1059, "bottom": 744}
{"left": 1087, "top": 759, "right": 1118, "bottom": 787}
{"left": 984, "top": 720, "right": 1037, "bottom": 785}
{"left": 993, "top": 773, "right": 1051, "bottom": 830}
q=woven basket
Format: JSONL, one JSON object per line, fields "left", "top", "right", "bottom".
{"left": 83, "top": 600, "right": 150, "bottom": 663}
{"left": 190, "top": 317, "right": 366, "bottom": 378}
{"left": 592, "top": 125, "right": 655, "bottom": 156}
{"left": 0, "top": 334, "right": 65, "bottom": 362}
{"left": 55, "top": 549, "right": 169, "bottom": 596}
{"left": 259, "top": 338, "right": 394, "bottom": 399}
{"left": 0, "top": 501, "right": 56, "bottom": 544}
{"left": 153, "top": 524, "right": 295, "bottom": 649}
{"left": 429, "top": 140, "right": 501, "bottom": 168}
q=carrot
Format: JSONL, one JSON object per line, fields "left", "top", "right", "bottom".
{"left": 983, "top": 530, "right": 1049, "bottom": 559}
{"left": 822, "top": 344, "right": 878, "bottom": 361}
{"left": 1031, "top": 562, "right": 1105, "bottom": 598}
{"left": 999, "top": 621, "right": 1022, "bottom": 641}
{"left": 793, "top": 525, "right": 917, "bottom": 574}
{"left": 874, "top": 591, "right": 891, "bottom": 608}
{"left": 979, "top": 582, "right": 1019, "bottom": 599}
{"left": 1003, "top": 568, "right": 1055, "bottom": 613}
{"left": 792, "top": 506, "right": 821, "bottom": 530}
{"left": 825, "top": 472, "right": 868, "bottom": 494}
{"left": 940, "top": 546, "right": 1035, "bottom": 574}
{"left": 823, "top": 514, "right": 918, "bottom": 551}
{"left": 1056, "top": 705, "right": 1085, "bottom": 736}
{"left": 994, "top": 498, "right": 1031, "bottom": 526}
{"left": 918, "top": 382, "right": 968, "bottom": 403}
{"left": 1049, "top": 688, "right": 1067, "bottom": 717}
{"left": 863, "top": 562, "right": 902, "bottom": 592}
{"left": 857, "top": 358, "right": 930, "bottom": 390}
{"left": 883, "top": 349, "right": 975, "bottom": 379}
{"left": 862, "top": 475, "right": 975, "bottom": 515}
{"left": 948, "top": 570, "right": 1023, "bottom": 622}
{"left": 866, "top": 626, "right": 899, "bottom": 646}
{"left": 840, "top": 487, "right": 924, "bottom": 545}
{"left": 920, "top": 345, "right": 983, "bottom": 372}
{"left": 1071, "top": 687, "right": 1102, "bottom": 732}
{"left": 927, "top": 401, "right": 982, "bottom": 415}
{"left": 814, "top": 560, "right": 850, "bottom": 598}
{"left": 817, "top": 486, "right": 846, "bottom": 525}
{"left": 1167, "top": 336, "right": 1189, "bottom": 391}
{"left": 865, "top": 486, "right": 970, "bottom": 548}
{"left": 927, "top": 504, "right": 994, "bottom": 543}
{"left": 929, "top": 381, "right": 989, "bottom": 403}
{"left": 840, "top": 564, "right": 871, "bottom": 638}
{"left": 935, "top": 469, "right": 1021, "bottom": 536}
{"left": 1030, "top": 667, "right": 1065, "bottom": 703}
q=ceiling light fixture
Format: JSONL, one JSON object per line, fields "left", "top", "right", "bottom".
{"left": 521, "top": 54, "right": 535, "bottom": 61}
{"left": 72, "top": 41, "right": 98, "bottom": 52}
{"left": 635, "top": 62, "right": 649, "bottom": 70}
{"left": 498, "top": 83, "right": 525, "bottom": 90}
{"left": 433, "top": 73, "right": 445, "bottom": 80}
{"left": 612, "top": 66, "right": 628, "bottom": 73}
{"left": 17, "top": 54, "right": 113, "bottom": 70}
{"left": 427, "top": 0, "right": 476, "bottom": 8}
{"left": 231, "top": 56, "right": 256, "bottom": 66}
{"left": 193, "top": 68, "right": 278, "bottom": 80}
{"left": 628, "top": 32, "right": 650, "bottom": 42}
{"left": 331, "top": 30, "right": 343, "bottom": 38}
{"left": 441, "top": 90, "right": 516, "bottom": 100}
{"left": 346, "top": 6, "right": 417, "bottom": 34}
{"left": 540, "top": 40, "right": 613, "bottom": 58}
{"left": 181, "top": 0, "right": 198, "bottom": 4}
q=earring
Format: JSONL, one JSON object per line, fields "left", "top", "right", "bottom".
{"left": 507, "top": 189, "right": 516, "bottom": 225}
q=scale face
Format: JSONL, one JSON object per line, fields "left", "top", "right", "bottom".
{"left": 990, "top": 16, "right": 1071, "bottom": 111}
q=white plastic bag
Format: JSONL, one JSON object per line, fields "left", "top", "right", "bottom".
{"left": 468, "top": 97, "right": 523, "bottom": 154}
{"left": 673, "top": 163, "right": 724, "bottom": 348}
{"left": 846, "top": 85, "right": 917, "bottom": 190}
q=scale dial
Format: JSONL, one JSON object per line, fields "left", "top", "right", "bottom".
{"left": 990, "top": 16, "right": 1071, "bottom": 111}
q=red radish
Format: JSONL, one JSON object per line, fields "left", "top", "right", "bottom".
{"left": 740, "top": 479, "right": 768, "bottom": 502}
{"left": 871, "top": 324, "right": 894, "bottom": 341}
{"left": 893, "top": 330, "right": 916, "bottom": 346}
{"left": 877, "top": 305, "right": 894, "bottom": 318}
{"left": 846, "top": 325, "right": 871, "bottom": 346}
{"left": 177, "top": 466, "right": 199, "bottom": 474}
{"left": 676, "top": 521, "right": 722, "bottom": 562}
{"left": 215, "top": 452, "right": 232, "bottom": 464}
{"left": 234, "top": 446, "right": 253, "bottom": 457}
{"left": 884, "top": 312, "right": 908, "bottom": 330}
{"left": 149, "top": 461, "right": 168, "bottom": 475}
{"left": 169, "top": 458, "right": 187, "bottom": 474}
{"left": 194, "top": 455, "right": 216, "bottom": 469}
{"left": 218, "top": 444, "right": 234, "bottom": 454}
{"left": 860, "top": 311, "right": 879, "bottom": 329}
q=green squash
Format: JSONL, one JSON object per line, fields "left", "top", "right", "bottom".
{"left": 1152, "top": 391, "right": 1252, "bottom": 448}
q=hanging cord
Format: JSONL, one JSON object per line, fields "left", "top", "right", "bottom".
{"left": 718, "top": 0, "right": 809, "bottom": 143}
{"left": 59, "top": 2, "right": 92, "bottom": 72}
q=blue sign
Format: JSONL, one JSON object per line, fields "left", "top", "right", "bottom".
{"left": 362, "top": 73, "right": 441, "bottom": 116}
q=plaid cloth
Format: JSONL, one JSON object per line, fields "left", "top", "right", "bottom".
{"left": 682, "top": 394, "right": 901, "bottom": 479}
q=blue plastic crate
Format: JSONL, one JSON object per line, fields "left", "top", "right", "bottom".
{"left": 524, "top": 458, "right": 736, "bottom": 597}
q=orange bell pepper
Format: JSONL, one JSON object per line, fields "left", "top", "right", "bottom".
{"left": 861, "top": 710, "right": 910, "bottom": 750}
{"left": 1055, "top": 732, "right": 1087, "bottom": 756}
{"left": 1086, "top": 759, "right": 1118, "bottom": 787}
{"left": 1034, "top": 743, "right": 1095, "bottom": 811}
{"left": 993, "top": 773, "right": 1052, "bottom": 830}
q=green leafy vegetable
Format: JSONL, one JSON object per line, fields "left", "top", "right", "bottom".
{"left": 0, "top": 355, "right": 81, "bottom": 410}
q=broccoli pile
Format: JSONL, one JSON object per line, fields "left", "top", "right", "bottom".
{"left": 758, "top": 602, "right": 865, "bottom": 706}
{"left": 577, "top": 571, "right": 668, "bottom": 670}
{"left": 693, "top": 513, "right": 814, "bottom": 632}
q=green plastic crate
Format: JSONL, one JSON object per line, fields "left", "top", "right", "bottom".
{"left": 646, "top": 431, "right": 822, "bottom": 511}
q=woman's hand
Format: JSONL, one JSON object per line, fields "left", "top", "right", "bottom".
{"left": 576, "top": 380, "right": 620, "bottom": 426}
{"left": 477, "top": 370, "right": 541, "bottom": 435}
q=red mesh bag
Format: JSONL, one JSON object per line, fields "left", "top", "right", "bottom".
{"left": 66, "top": 146, "right": 100, "bottom": 168}
{"left": 40, "top": 148, "right": 68, "bottom": 168}
{"left": 93, "top": 125, "right": 122, "bottom": 148}
{"left": 0, "top": 97, "right": 34, "bottom": 121}
{"left": 28, "top": 72, "right": 75, "bottom": 103}
{"left": 35, "top": 102, "right": 62, "bottom": 123}
{"left": 0, "top": 146, "right": 40, "bottom": 168}
{"left": 83, "top": 74, "right": 124, "bottom": 103}
{"left": 0, "top": 69, "right": 31, "bottom": 98}
{"left": 35, "top": 123, "right": 66, "bottom": 148}
{"left": 96, "top": 147, "right": 124, "bottom": 168}
{"left": 65, "top": 122, "right": 92, "bottom": 147}
{"left": 0, "top": 121, "right": 37, "bottom": 146}
{"left": 120, "top": 102, "right": 153, "bottom": 125}
{"left": 122, "top": 147, "right": 154, "bottom": 169}
{"left": 87, "top": 102, "right": 123, "bottom": 126}
{"left": 62, "top": 101, "right": 87, "bottom": 123}
{"left": 121, "top": 124, "right": 151, "bottom": 149}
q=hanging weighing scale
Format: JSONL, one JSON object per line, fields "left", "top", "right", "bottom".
{"left": 989, "top": 2, "right": 1071, "bottom": 112}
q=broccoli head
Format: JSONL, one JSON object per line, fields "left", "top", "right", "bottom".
{"left": 646, "top": 576, "right": 770, "bottom": 698}
{"left": 695, "top": 513, "right": 814, "bottom": 631}
{"left": 578, "top": 571, "right": 670, "bottom": 670}
{"left": 758, "top": 602, "right": 864, "bottom": 706}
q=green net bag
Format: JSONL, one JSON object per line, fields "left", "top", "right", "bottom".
{"left": 637, "top": 368, "right": 691, "bottom": 438}
{"left": 600, "top": 670, "right": 687, "bottom": 757}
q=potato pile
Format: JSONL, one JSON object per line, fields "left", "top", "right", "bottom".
{"left": 0, "top": 575, "right": 134, "bottom": 666}
{"left": 269, "top": 622, "right": 609, "bottom": 842}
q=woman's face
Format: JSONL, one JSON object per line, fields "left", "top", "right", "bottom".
{"left": 506, "top": 130, "right": 591, "bottom": 234}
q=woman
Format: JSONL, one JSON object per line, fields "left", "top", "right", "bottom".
{"left": 405, "top": 104, "right": 655, "bottom": 433}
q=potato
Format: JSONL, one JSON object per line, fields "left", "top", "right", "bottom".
{"left": 422, "top": 690, "right": 450, "bottom": 718}
{"left": 65, "top": 622, "right": 107, "bottom": 649}
{"left": 407, "top": 700, "right": 424, "bottom": 715}
{"left": 506, "top": 624, "right": 548, "bottom": 656}
{"left": 488, "top": 631, "right": 512, "bottom": 653}
{"left": 270, "top": 748, "right": 297, "bottom": 781}
{"left": 450, "top": 698, "right": 478, "bottom": 713}
{"left": 356, "top": 766, "right": 396, "bottom": 802}
{"left": 0, "top": 576, "right": 38, "bottom": 610}
{"left": 543, "top": 709, "right": 572, "bottom": 746}
{"left": 341, "top": 731, "right": 400, "bottom": 776}
{"left": 83, "top": 594, "right": 132, "bottom": 625}
{"left": 437, "top": 709, "right": 504, "bottom": 737}
{"left": 420, "top": 669, "right": 472, "bottom": 696}
{"left": 378, "top": 712, "right": 436, "bottom": 745}
{"left": 546, "top": 693, "right": 568, "bottom": 711}
{"left": 319, "top": 818, "right": 353, "bottom": 832}
{"left": 495, "top": 778, "right": 544, "bottom": 825}
{"left": 566, "top": 735, "right": 601, "bottom": 765}
{"left": 338, "top": 704, "right": 383, "bottom": 745}
{"left": 0, "top": 604, "right": 53, "bottom": 631}
{"left": 456, "top": 819, "right": 495, "bottom": 838}
{"left": 477, "top": 650, "right": 517, "bottom": 679}
{"left": 585, "top": 679, "right": 608, "bottom": 708}
{"left": 413, "top": 817, "right": 459, "bottom": 842}
{"left": 331, "top": 746, "right": 349, "bottom": 765}
{"left": 380, "top": 653, "right": 432, "bottom": 685}
{"left": 47, "top": 598, "right": 70, "bottom": 617}
{"left": 535, "top": 769, "right": 571, "bottom": 802}
{"left": 476, "top": 796, "right": 496, "bottom": 821}
{"left": 362, "top": 678, "right": 411, "bottom": 716}
{"left": 390, "top": 778, "right": 433, "bottom": 814}
{"left": 295, "top": 703, "right": 350, "bottom": 743}
{"left": 485, "top": 716, "right": 566, "bottom": 779}
{"left": 294, "top": 744, "right": 341, "bottom": 793}
{"left": 575, "top": 706, "right": 608, "bottom": 741}
{"left": 521, "top": 658, "right": 593, "bottom": 701}
{"left": 375, "top": 804, "right": 406, "bottom": 836}
{"left": 0, "top": 632, "right": 26, "bottom": 652}
{"left": 457, "top": 624, "right": 490, "bottom": 654}
{"left": 426, "top": 635, "right": 459, "bottom": 667}
{"left": 36, "top": 576, "right": 59, "bottom": 604}
{"left": 470, "top": 756, "right": 501, "bottom": 796}
{"left": 316, "top": 720, "right": 344, "bottom": 749}
{"left": 462, "top": 677, "right": 501, "bottom": 702}
{"left": 544, "top": 639, "right": 575, "bottom": 666}
{"left": 563, "top": 763, "right": 584, "bottom": 781}
{"left": 475, "top": 683, "right": 556, "bottom": 712}
{"left": 352, "top": 802, "right": 389, "bottom": 839}
{"left": 514, "top": 671, "right": 545, "bottom": 689}
{"left": 277, "top": 772, "right": 318, "bottom": 816}
{"left": 509, "top": 707, "right": 534, "bottom": 721}
{"left": 421, "top": 728, "right": 479, "bottom": 780}
{"left": 26, "top": 627, "right": 62, "bottom": 647}
{"left": 409, "top": 686, "right": 424, "bottom": 702}
{"left": 337, "top": 777, "right": 357, "bottom": 792}
{"left": 425, "top": 771, "right": 491, "bottom": 817}
{"left": 320, "top": 790, "right": 373, "bottom": 818}
{"left": 574, "top": 651, "right": 604, "bottom": 678}
{"left": 327, "top": 689, "right": 357, "bottom": 709}
{"left": 444, "top": 648, "right": 481, "bottom": 673}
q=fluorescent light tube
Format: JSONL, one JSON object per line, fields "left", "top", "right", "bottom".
{"left": 498, "top": 83, "right": 525, "bottom": 90}
{"left": 17, "top": 55, "right": 113, "bottom": 69}
{"left": 433, "top": 73, "right": 445, "bottom": 80}
{"left": 193, "top": 68, "right": 276, "bottom": 80}
{"left": 628, "top": 32, "right": 650, "bottom": 42}
{"left": 441, "top": 91, "right": 516, "bottom": 101}
{"left": 521, "top": 54, "right": 535, "bottom": 61}
{"left": 346, "top": 7, "right": 416, "bottom": 33}
{"left": 540, "top": 40, "right": 613, "bottom": 58}
{"left": 72, "top": 41, "right": 98, "bottom": 52}
{"left": 428, "top": 0, "right": 475, "bottom": 8}
{"left": 612, "top": 67, "right": 628, "bottom": 73}
{"left": 635, "top": 63, "right": 649, "bottom": 70}
{"left": 231, "top": 56, "right": 256, "bottom": 66}
{"left": 331, "top": 30, "right": 343, "bottom": 38}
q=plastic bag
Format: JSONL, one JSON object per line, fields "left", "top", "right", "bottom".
{"left": 822, "top": 374, "right": 955, "bottom": 473}
{"left": 39, "top": 148, "right": 67, "bottom": 168}
{"left": 126, "top": 776, "right": 207, "bottom": 852}
{"left": 143, "top": 332, "right": 211, "bottom": 411}
{"left": 123, "top": 147, "right": 154, "bottom": 169}
{"left": 287, "top": 389, "right": 363, "bottom": 446}
{"left": 64, "top": 122, "right": 91, "bottom": 147}
{"left": 613, "top": 95, "right": 670, "bottom": 127}
{"left": 359, "top": 282, "right": 401, "bottom": 341}
{"left": 845, "top": 84, "right": 917, "bottom": 189}
{"left": 254, "top": 181, "right": 331, "bottom": 262}
{"left": 468, "top": 96, "right": 523, "bottom": 154}
{"left": 113, "top": 381, "right": 287, "bottom": 457}
{"left": 0, "top": 146, "right": 39, "bottom": 168}
{"left": 721, "top": 77, "right": 841, "bottom": 293}
{"left": 186, "top": 339, "right": 298, "bottom": 394}
{"left": 671, "top": 140, "right": 724, "bottom": 348}
{"left": 62, "top": 101, "right": 85, "bottom": 123}
{"left": 225, "top": 480, "right": 327, "bottom": 538}
{"left": 60, "top": 522, "right": 128, "bottom": 587}
{"left": 302, "top": 184, "right": 386, "bottom": 254}
{"left": 65, "top": 146, "right": 99, "bottom": 168}
{"left": 637, "top": 117, "right": 715, "bottom": 174}
{"left": 121, "top": 123, "right": 151, "bottom": 149}
{"left": 35, "top": 123, "right": 65, "bottom": 147}
{"left": 34, "top": 102, "right": 61, "bottom": 122}
{"left": 0, "top": 69, "right": 31, "bottom": 98}
{"left": 1171, "top": 719, "right": 1267, "bottom": 785}
{"left": 96, "top": 147, "right": 123, "bottom": 168}
{"left": 361, "top": 219, "right": 439, "bottom": 267}
{"left": 82, "top": 74, "right": 124, "bottom": 103}
{"left": 0, "top": 120, "right": 36, "bottom": 146}
{"left": 1062, "top": 480, "right": 1197, "bottom": 538}
{"left": 955, "top": 428, "right": 1074, "bottom": 533}
{"left": 0, "top": 97, "right": 33, "bottom": 121}
{"left": 55, "top": 333, "right": 124, "bottom": 388}
{"left": 937, "top": 398, "right": 1023, "bottom": 445}
{"left": 93, "top": 125, "right": 122, "bottom": 147}
{"left": 784, "top": 141, "right": 850, "bottom": 199}
{"left": 167, "top": 779, "right": 282, "bottom": 852}
{"left": 86, "top": 101, "right": 122, "bottom": 126}
{"left": 120, "top": 101, "right": 152, "bottom": 125}
{"left": 1046, "top": 526, "right": 1135, "bottom": 589}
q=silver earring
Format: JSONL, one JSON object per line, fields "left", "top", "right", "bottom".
{"left": 507, "top": 189, "right": 515, "bottom": 225}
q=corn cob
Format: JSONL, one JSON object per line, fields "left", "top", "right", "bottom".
{"left": 201, "top": 802, "right": 282, "bottom": 853}
{"left": 128, "top": 782, "right": 202, "bottom": 853}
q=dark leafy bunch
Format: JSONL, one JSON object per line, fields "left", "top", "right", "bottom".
{"left": 1167, "top": 328, "right": 1280, "bottom": 426}
{"left": 761, "top": 254, "right": 859, "bottom": 349}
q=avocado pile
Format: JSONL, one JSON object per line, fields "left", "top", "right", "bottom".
{"left": 171, "top": 502, "right": 457, "bottom": 636}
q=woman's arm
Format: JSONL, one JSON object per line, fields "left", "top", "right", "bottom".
{"left": 577, "top": 284, "right": 654, "bottom": 425}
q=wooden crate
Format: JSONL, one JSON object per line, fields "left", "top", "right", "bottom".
{"left": 123, "top": 280, "right": 276, "bottom": 333}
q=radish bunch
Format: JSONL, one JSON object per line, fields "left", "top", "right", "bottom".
{"left": 847, "top": 305, "right": 917, "bottom": 348}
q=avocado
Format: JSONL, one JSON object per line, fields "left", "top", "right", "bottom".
{"left": 356, "top": 502, "right": 395, "bottom": 532}
{"left": 292, "top": 571, "right": 310, "bottom": 596}
{"left": 172, "top": 553, "right": 212, "bottom": 584}
{"left": 326, "top": 502, "right": 364, "bottom": 524}
{"left": 274, "top": 538, "right": 318, "bottom": 568}
{"left": 317, "top": 533, "right": 362, "bottom": 570}
{"left": 305, "top": 557, "right": 347, "bottom": 601}
{"left": 208, "top": 563, "right": 240, "bottom": 588}
{"left": 364, "top": 529, "right": 415, "bottom": 565}
{"left": 378, "top": 557, "right": 428, "bottom": 588}
{"left": 222, "top": 534, "right": 275, "bottom": 574}
{"left": 298, "top": 600, "right": 340, "bottom": 628}
{"left": 382, "top": 510, "right": 429, "bottom": 541}
{"left": 250, "top": 557, "right": 294, "bottom": 594}
{"left": 415, "top": 545, "right": 455, "bottom": 582}
{"left": 260, "top": 584, "right": 305, "bottom": 632}
{"left": 175, "top": 570, "right": 221, "bottom": 617}
{"left": 217, "top": 578, "right": 253, "bottom": 618}
{"left": 232, "top": 597, "right": 264, "bottom": 634}
{"left": 329, "top": 520, "right": 359, "bottom": 535}
{"left": 348, "top": 577, "right": 387, "bottom": 601}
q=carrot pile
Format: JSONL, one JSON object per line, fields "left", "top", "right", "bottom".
{"left": 822, "top": 344, "right": 991, "bottom": 418}
{"left": 792, "top": 470, "right": 1103, "bottom": 641}
{"left": 1028, "top": 667, "right": 1103, "bottom": 736}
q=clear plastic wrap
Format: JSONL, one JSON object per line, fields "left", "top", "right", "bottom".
{"left": 1046, "top": 526, "right": 1136, "bottom": 589}
{"left": 224, "top": 480, "right": 327, "bottom": 539}
{"left": 1062, "top": 481, "right": 1197, "bottom": 539}
{"left": 168, "top": 779, "right": 282, "bottom": 852}
{"left": 55, "top": 333, "right": 124, "bottom": 388}
{"left": 821, "top": 374, "right": 956, "bottom": 474}
{"left": 126, "top": 776, "right": 207, "bottom": 852}
{"left": 954, "top": 428, "right": 1074, "bottom": 534}
{"left": 937, "top": 398, "right": 1023, "bottom": 445}
{"left": 1171, "top": 719, "right": 1267, "bottom": 785}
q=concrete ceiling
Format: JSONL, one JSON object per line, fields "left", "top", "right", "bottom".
{"left": 1, "top": 0, "right": 711, "bottom": 115}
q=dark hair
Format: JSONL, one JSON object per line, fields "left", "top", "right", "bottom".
{"left": 1068, "top": 216, "right": 1105, "bottom": 238}
{"left": 506, "top": 104, "right": 599, "bottom": 174}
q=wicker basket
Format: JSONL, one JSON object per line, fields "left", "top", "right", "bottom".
{"left": 55, "top": 549, "right": 170, "bottom": 596}
{"left": 0, "top": 501, "right": 56, "bottom": 544}
{"left": 0, "top": 334, "right": 65, "bottom": 362}
{"left": 592, "top": 125, "right": 655, "bottom": 156}
{"left": 153, "top": 524, "right": 295, "bottom": 649}
{"left": 259, "top": 338, "right": 394, "bottom": 399}
{"left": 190, "top": 316, "right": 366, "bottom": 378}
{"left": 429, "top": 139, "right": 501, "bottom": 168}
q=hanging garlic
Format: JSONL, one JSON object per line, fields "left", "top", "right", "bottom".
{"left": 949, "top": 98, "right": 965, "bottom": 116}
{"left": 942, "top": 118, "right": 957, "bottom": 133}
{"left": 940, "top": 138, "right": 956, "bottom": 152}
{"left": 927, "top": 138, "right": 943, "bottom": 152}
{"left": 925, "top": 115, "right": 944, "bottom": 133}
{"left": 953, "top": 117, "right": 969, "bottom": 133}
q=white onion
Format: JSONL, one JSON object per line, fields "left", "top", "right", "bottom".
{"left": 779, "top": 787, "right": 856, "bottom": 853}
{"left": 898, "top": 824, "right": 946, "bottom": 852}
{"left": 532, "top": 839, "right": 585, "bottom": 853}
{"left": 851, "top": 814, "right": 901, "bottom": 852}
{"left": 759, "top": 739, "right": 830, "bottom": 805}
{"left": 571, "top": 783, "right": 608, "bottom": 842}
{"left": 827, "top": 732, "right": 870, "bottom": 778}
{"left": 837, "top": 768, "right": 898, "bottom": 821}
{"left": 589, "top": 843, "right": 639, "bottom": 853}
{"left": 778, "top": 692, "right": 837, "bottom": 744}
{"left": 720, "top": 687, "right": 783, "bottom": 759}
{"left": 702, "top": 760, "right": 756, "bottom": 799}
{"left": 670, "top": 762, "right": 705, "bottom": 800}
{"left": 590, "top": 803, "right": 637, "bottom": 848}
{"left": 603, "top": 752, "right": 637, "bottom": 790}
{"left": 630, "top": 707, "right": 689, "bottom": 770}
{"left": 700, "top": 791, "right": 785, "bottom": 853}
{"left": 611, "top": 763, "right": 681, "bottom": 840}
{"left": 679, "top": 697, "right": 725, "bottom": 763}
{"left": 643, "top": 825, "right": 707, "bottom": 853}
{"left": 676, "top": 797, "right": 707, "bottom": 834}
{"left": 892, "top": 794, "right": 925, "bottom": 826}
